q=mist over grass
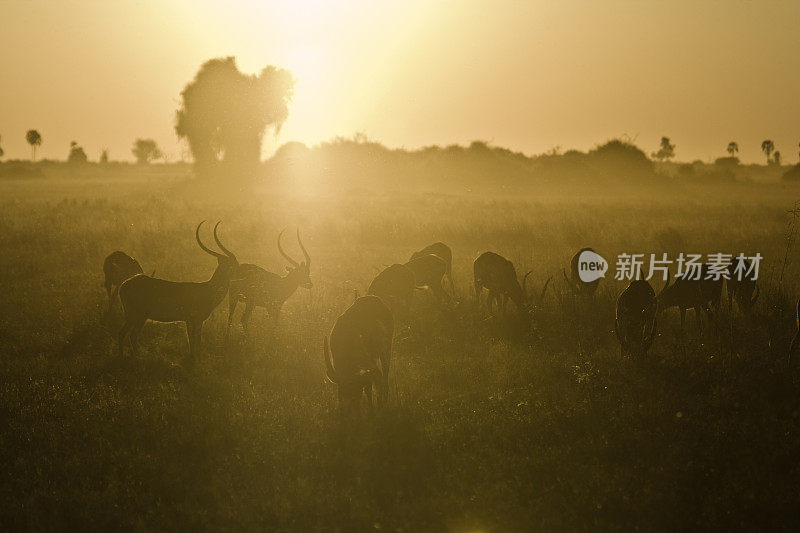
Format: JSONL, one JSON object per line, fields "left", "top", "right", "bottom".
{"left": 2, "top": 156, "right": 800, "bottom": 529}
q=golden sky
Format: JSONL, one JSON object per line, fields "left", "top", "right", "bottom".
{"left": 1, "top": 0, "right": 798, "bottom": 163}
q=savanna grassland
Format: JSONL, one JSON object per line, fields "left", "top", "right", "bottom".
{"left": 2, "top": 165, "right": 800, "bottom": 531}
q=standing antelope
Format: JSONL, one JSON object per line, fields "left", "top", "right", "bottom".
{"left": 563, "top": 247, "right": 601, "bottom": 298}
{"left": 657, "top": 265, "right": 723, "bottom": 335}
{"left": 227, "top": 229, "right": 312, "bottom": 332}
{"left": 367, "top": 263, "right": 415, "bottom": 320}
{"left": 404, "top": 254, "right": 451, "bottom": 302}
{"left": 103, "top": 251, "right": 144, "bottom": 311}
{"left": 474, "top": 252, "right": 541, "bottom": 317}
{"left": 324, "top": 295, "right": 393, "bottom": 414}
{"left": 615, "top": 277, "right": 660, "bottom": 357}
{"left": 118, "top": 221, "right": 239, "bottom": 360}
{"left": 410, "top": 242, "right": 454, "bottom": 295}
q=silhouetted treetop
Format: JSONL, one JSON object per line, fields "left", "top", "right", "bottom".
{"left": 26, "top": 129, "right": 42, "bottom": 161}
{"left": 67, "top": 141, "right": 88, "bottom": 164}
{"left": 132, "top": 138, "right": 162, "bottom": 164}
{"left": 175, "top": 56, "right": 294, "bottom": 178}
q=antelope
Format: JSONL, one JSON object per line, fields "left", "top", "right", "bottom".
{"left": 324, "top": 295, "right": 393, "bottom": 413}
{"left": 563, "top": 247, "right": 601, "bottom": 298}
{"left": 410, "top": 242, "right": 454, "bottom": 295}
{"left": 227, "top": 229, "right": 312, "bottom": 332}
{"left": 656, "top": 265, "right": 723, "bottom": 334}
{"left": 473, "top": 252, "right": 550, "bottom": 317}
{"left": 118, "top": 221, "right": 239, "bottom": 360}
{"left": 726, "top": 257, "right": 759, "bottom": 314}
{"left": 103, "top": 251, "right": 144, "bottom": 311}
{"left": 367, "top": 263, "right": 415, "bottom": 320}
{"left": 404, "top": 254, "right": 451, "bottom": 302}
{"left": 615, "top": 276, "right": 660, "bottom": 356}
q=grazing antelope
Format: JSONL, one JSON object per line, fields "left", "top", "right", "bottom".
{"left": 657, "top": 265, "right": 723, "bottom": 334}
{"left": 227, "top": 229, "right": 312, "bottom": 332}
{"left": 410, "top": 242, "right": 455, "bottom": 295}
{"left": 103, "top": 251, "right": 144, "bottom": 311}
{"left": 324, "top": 295, "right": 393, "bottom": 413}
{"left": 473, "top": 252, "right": 548, "bottom": 317}
{"left": 405, "top": 254, "right": 451, "bottom": 302}
{"left": 563, "top": 247, "right": 601, "bottom": 298}
{"left": 118, "top": 221, "right": 239, "bottom": 360}
{"left": 367, "top": 263, "right": 415, "bottom": 320}
{"left": 726, "top": 257, "right": 759, "bottom": 314}
{"left": 615, "top": 277, "right": 659, "bottom": 356}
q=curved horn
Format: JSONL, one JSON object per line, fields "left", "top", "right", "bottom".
{"left": 562, "top": 267, "right": 576, "bottom": 291}
{"left": 750, "top": 284, "right": 760, "bottom": 306}
{"left": 522, "top": 270, "right": 534, "bottom": 296}
{"left": 297, "top": 229, "right": 310, "bottom": 267}
{"left": 196, "top": 221, "right": 223, "bottom": 258}
{"left": 278, "top": 229, "right": 300, "bottom": 267}
{"left": 324, "top": 337, "right": 337, "bottom": 384}
{"left": 213, "top": 221, "right": 235, "bottom": 258}
{"left": 540, "top": 276, "right": 553, "bottom": 302}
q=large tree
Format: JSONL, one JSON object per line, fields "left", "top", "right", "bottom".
{"left": 726, "top": 141, "right": 739, "bottom": 157}
{"left": 132, "top": 138, "right": 163, "bottom": 164}
{"left": 175, "top": 57, "right": 294, "bottom": 177}
{"left": 26, "top": 129, "right": 42, "bottom": 161}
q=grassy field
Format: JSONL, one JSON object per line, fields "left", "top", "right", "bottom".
{"left": 2, "top": 171, "right": 800, "bottom": 530}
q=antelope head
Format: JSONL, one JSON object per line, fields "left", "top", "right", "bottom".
{"left": 278, "top": 228, "right": 313, "bottom": 289}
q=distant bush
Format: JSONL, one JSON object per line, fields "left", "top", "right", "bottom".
{"left": 0, "top": 161, "right": 45, "bottom": 179}
{"left": 714, "top": 156, "right": 740, "bottom": 167}
{"left": 782, "top": 164, "right": 800, "bottom": 181}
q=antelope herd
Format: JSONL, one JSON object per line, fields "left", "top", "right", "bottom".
{"left": 105, "top": 222, "right": 795, "bottom": 413}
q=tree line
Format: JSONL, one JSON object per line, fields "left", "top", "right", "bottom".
{"left": 0, "top": 56, "right": 797, "bottom": 174}
{"left": 651, "top": 136, "right": 795, "bottom": 166}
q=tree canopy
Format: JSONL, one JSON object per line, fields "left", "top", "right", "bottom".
{"left": 175, "top": 57, "right": 294, "bottom": 177}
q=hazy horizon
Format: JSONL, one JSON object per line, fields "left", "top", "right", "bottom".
{"left": 1, "top": 0, "right": 798, "bottom": 163}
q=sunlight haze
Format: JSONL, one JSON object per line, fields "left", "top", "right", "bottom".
{"left": 1, "top": 0, "right": 798, "bottom": 162}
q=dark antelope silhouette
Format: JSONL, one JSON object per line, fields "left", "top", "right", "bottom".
{"left": 404, "top": 254, "right": 451, "bottom": 302}
{"left": 410, "top": 242, "right": 454, "bottom": 295}
{"left": 118, "top": 221, "right": 239, "bottom": 360}
{"left": 615, "top": 275, "right": 665, "bottom": 356}
{"left": 103, "top": 251, "right": 144, "bottom": 312}
{"left": 473, "top": 251, "right": 550, "bottom": 317}
{"left": 368, "top": 263, "right": 415, "bottom": 320}
{"left": 324, "top": 295, "right": 393, "bottom": 414}
{"left": 563, "top": 247, "right": 601, "bottom": 298}
{"left": 657, "top": 265, "right": 723, "bottom": 335}
{"left": 227, "top": 229, "right": 312, "bottom": 332}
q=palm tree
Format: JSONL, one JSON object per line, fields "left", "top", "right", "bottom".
{"left": 761, "top": 140, "right": 775, "bottom": 164}
{"left": 0, "top": 135, "right": 4, "bottom": 159}
{"left": 727, "top": 141, "right": 739, "bottom": 158}
{"left": 26, "top": 130, "right": 42, "bottom": 161}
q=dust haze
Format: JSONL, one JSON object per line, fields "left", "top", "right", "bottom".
{"left": 1, "top": 1, "right": 800, "bottom": 531}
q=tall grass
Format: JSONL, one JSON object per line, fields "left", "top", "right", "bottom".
{"left": 1, "top": 175, "right": 800, "bottom": 529}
